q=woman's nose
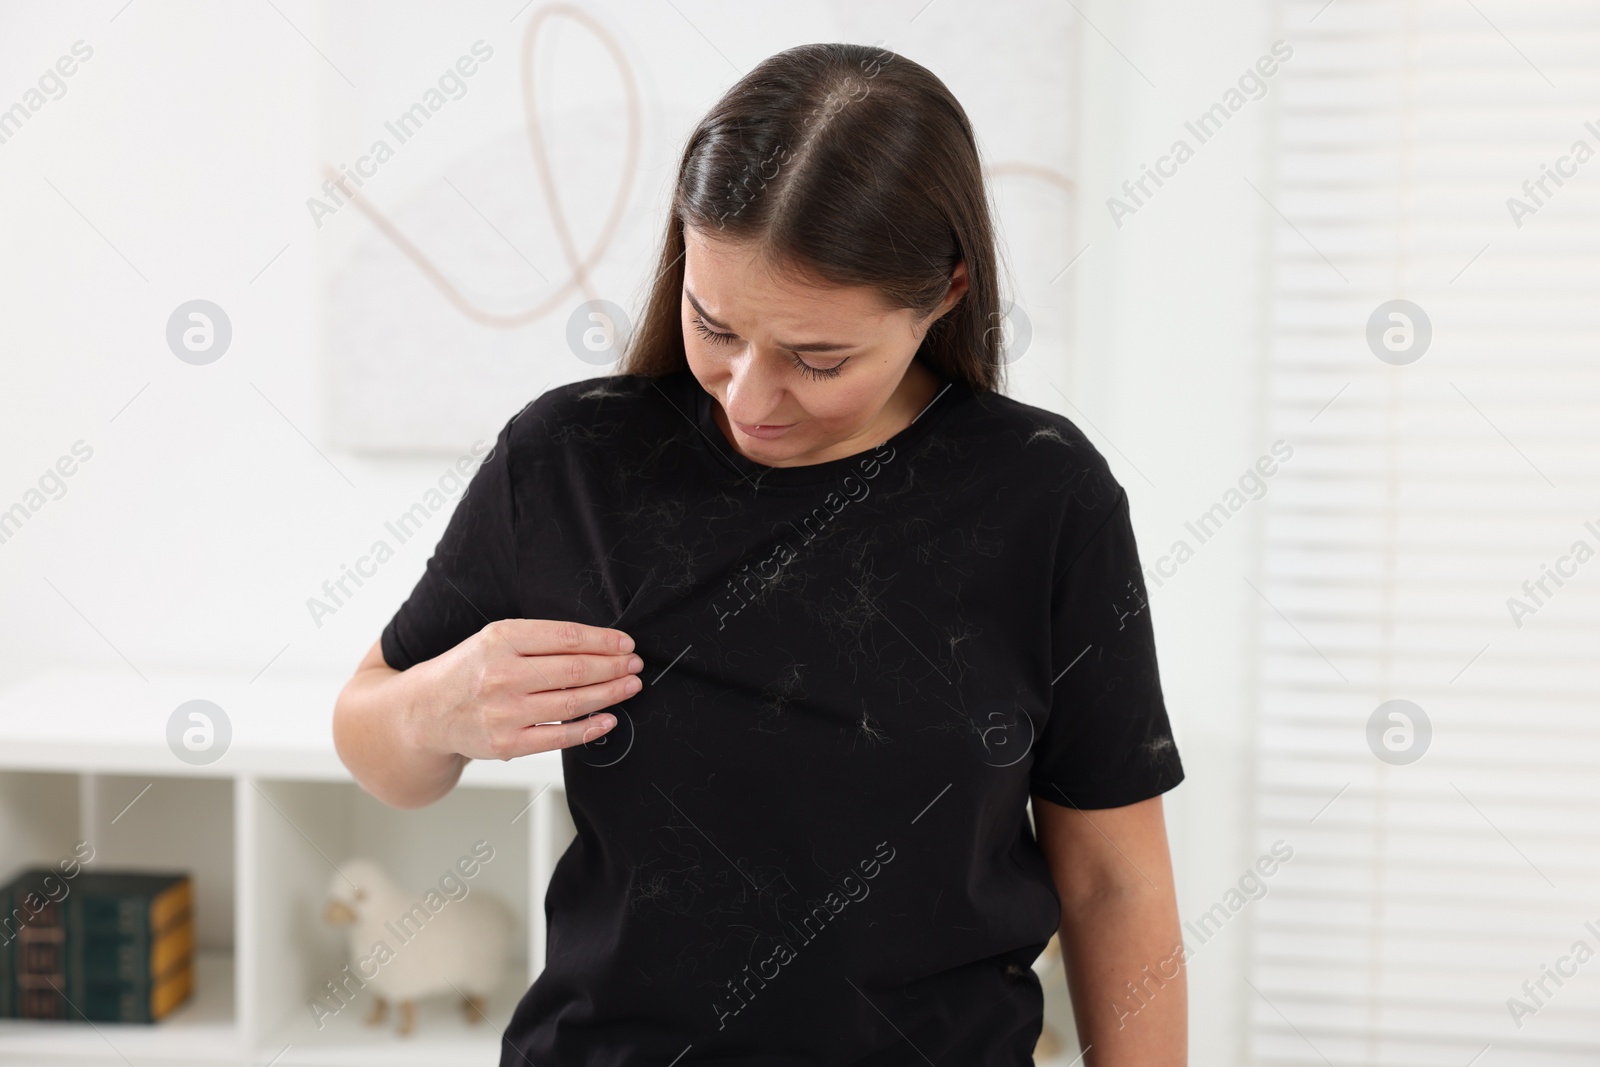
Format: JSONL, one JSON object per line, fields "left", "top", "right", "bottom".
{"left": 722, "top": 350, "right": 789, "bottom": 421}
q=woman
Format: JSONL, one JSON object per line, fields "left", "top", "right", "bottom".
{"left": 334, "top": 42, "right": 1186, "bottom": 1066}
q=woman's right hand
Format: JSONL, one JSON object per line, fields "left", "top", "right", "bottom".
{"left": 409, "top": 618, "right": 643, "bottom": 763}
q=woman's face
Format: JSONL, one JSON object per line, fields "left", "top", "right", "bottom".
{"left": 681, "top": 223, "right": 968, "bottom": 468}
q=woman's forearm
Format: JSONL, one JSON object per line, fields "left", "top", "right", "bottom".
{"left": 1058, "top": 880, "right": 1187, "bottom": 1065}
{"left": 332, "top": 641, "right": 468, "bottom": 810}
{"left": 1033, "top": 794, "right": 1186, "bottom": 1066}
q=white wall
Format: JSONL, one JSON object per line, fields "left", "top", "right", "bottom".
{"left": 1066, "top": 2, "right": 1277, "bottom": 1064}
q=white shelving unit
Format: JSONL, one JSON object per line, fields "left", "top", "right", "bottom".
{"left": 0, "top": 669, "right": 574, "bottom": 1067}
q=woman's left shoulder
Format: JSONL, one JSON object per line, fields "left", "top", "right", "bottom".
{"left": 953, "top": 387, "right": 1125, "bottom": 512}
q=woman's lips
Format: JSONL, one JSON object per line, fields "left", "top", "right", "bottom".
{"left": 734, "top": 421, "right": 794, "bottom": 440}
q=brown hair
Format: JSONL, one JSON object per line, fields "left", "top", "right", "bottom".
{"left": 616, "top": 42, "right": 1007, "bottom": 394}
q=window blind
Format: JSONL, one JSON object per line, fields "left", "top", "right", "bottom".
{"left": 1249, "top": 2, "right": 1600, "bottom": 1065}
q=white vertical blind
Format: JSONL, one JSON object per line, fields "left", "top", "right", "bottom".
{"left": 1250, "top": 2, "right": 1600, "bottom": 1064}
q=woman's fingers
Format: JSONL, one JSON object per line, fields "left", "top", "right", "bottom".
{"left": 500, "top": 686, "right": 633, "bottom": 759}
{"left": 510, "top": 649, "right": 644, "bottom": 697}
{"left": 521, "top": 670, "right": 642, "bottom": 727}
{"left": 555, "top": 709, "right": 619, "bottom": 747}
{"left": 485, "top": 618, "right": 634, "bottom": 658}
{"left": 465, "top": 618, "right": 642, "bottom": 761}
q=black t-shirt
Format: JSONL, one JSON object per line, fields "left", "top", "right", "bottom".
{"left": 379, "top": 363, "right": 1184, "bottom": 1065}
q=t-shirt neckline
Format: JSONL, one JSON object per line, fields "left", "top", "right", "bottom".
{"left": 684, "top": 361, "right": 967, "bottom": 489}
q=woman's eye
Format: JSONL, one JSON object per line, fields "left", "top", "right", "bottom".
{"left": 691, "top": 315, "right": 737, "bottom": 346}
{"left": 788, "top": 352, "right": 847, "bottom": 380}
{"left": 691, "top": 314, "right": 847, "bottom": 380}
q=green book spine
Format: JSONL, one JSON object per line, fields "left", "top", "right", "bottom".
{"left": 74, "top": 939, "right": 147, "bottom": 984}
{"left": 62, "top": 874, "right": 192, "bottom": 1022}
{"left": 74, "top": 897, "right": 145, "bottom": 938}
{"left": 75, "top": 981, "right": 147, "bottom": 1024}
{"left": 66, "top": 897, "right": 149, "bottom": 994}
{"left": 73, "top": 961, "right": 194, "bottom": 1023}
{"left": 66, "top": 898, "right": 148, "bottom": 1019}
{"left": 74, "top": 918, "right": 192, "bottom": 986}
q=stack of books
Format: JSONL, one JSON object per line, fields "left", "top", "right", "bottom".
{"left": 0, "top": 868, "right": 194, "bottom": 1023}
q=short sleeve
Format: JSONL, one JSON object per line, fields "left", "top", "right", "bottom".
{"left": 1029, "top": 485, "right": 1185, "bottom": 809}
{"left": 379, "top": 416, "right": 522, "bottom": 672}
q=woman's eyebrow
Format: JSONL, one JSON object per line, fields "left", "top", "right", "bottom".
{"left": 684, "top": 287, "right": 859, "bottom": 353}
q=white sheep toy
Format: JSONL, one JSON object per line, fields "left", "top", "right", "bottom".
{"left": 322, "top": 856, "right": 515, "bottom": 1036}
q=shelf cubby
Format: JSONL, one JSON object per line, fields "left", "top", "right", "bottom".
{"left": 0, "top": 670, "right": 572, "bottom": 1067}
